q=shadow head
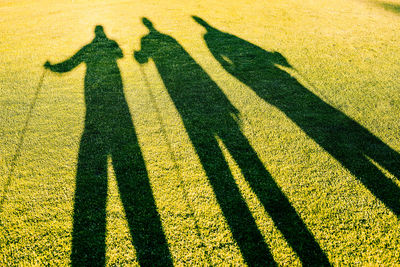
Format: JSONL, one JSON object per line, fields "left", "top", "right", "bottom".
{"left": 192, "top": 15, "right": 213, "bottom": 31}
{"left": 94, "top": 25, "right": 107, "bottom": 38}
{"left": 142, "top": 17, "right": 155, "bottom": 30}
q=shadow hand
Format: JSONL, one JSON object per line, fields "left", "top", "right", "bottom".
{"left": 134, "top": 51, "right": 148, "bottom": 64}
{"left": 44, "top": 61, "right": 52, "bottom": 69}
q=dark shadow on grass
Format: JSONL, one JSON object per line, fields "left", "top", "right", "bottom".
{"left": 192, "top": 16, "right": 400, "bottom": 217}
{"left": 45, "top": 25, "right": 172, "bottom": 266}
{"left": 375, "top": 1, "right": 400, "bottom": 14}
{"left": 134, "top": 18, "right": 330, "bottom": 266}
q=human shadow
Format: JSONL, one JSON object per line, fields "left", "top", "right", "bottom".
{"left": 44, "top": 25, "right": 172, "bottom": 266}
{"left": 193, "top": 16, "right": 400, "bottom": 216}
{"left": 134, "top": 18, "right": 330, "bottom": 266}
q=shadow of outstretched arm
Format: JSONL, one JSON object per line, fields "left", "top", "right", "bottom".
{"left": 46, "top": 25, "right": 172, "bottom": 266}
{"left": 44, "top": 48, "right": 85, "bottom": 73}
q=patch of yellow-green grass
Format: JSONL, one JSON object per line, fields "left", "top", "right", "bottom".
{"left": 1, "top": 0, "right": 400, "bottom": 265}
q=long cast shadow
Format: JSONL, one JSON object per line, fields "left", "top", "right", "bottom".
{"left": 134, "top": 18, "right": 330, "bottom": 266}
{"left": 193, "top": 16, "right": 400, "bottom": 216}
{"left": 45, "top": 25, "right": 172, "bottom": 266}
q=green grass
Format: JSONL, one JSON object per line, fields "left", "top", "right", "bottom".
{"left": 1, "top": 0, "right": 400, "bottom": 265}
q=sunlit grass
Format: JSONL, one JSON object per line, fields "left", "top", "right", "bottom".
{"left": 1, "top": 0, "right": 400, "bottom": 265}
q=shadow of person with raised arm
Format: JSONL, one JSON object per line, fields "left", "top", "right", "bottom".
{"left": 44, "top": 25, "right": 172, "bottom": 266}
{"left": 134, "top": 18, "right": 330, "bottom": 266}
{"left": 193, "top": 16, "right": 400, "bottom": 216}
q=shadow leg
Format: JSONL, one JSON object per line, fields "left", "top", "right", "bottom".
{"left": 331, "top": 148, "right": 400, "bottom": 216}
{"left": 220, "top": 125, "right": 330, "bottom": 266}
{"left": 188, "top": 128, "right": 276, "bottom": 266}
{"left": 360, "top": 132, "right": 400, "bottom": 179}
{"left": 111, "top": 125, "right": 173, "bottom": 266}
{"left": 71, "top": 130, "right": 108, "bottom": 267}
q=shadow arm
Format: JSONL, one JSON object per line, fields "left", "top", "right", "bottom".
{"left": 44, "top": 47, "right": 85, "bottom": 73}
{"left": 111, "top": 40, "right": 123, "bottom": 59}
{"left": 134, "top": 50, "right": 149, "bottom": 64}
{"left": 134, "top": 37, "right": 150, "bottom": 64}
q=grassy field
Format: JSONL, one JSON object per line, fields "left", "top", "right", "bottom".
{"left": 1, "top": 0, "right": 400, "bottom": 265}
